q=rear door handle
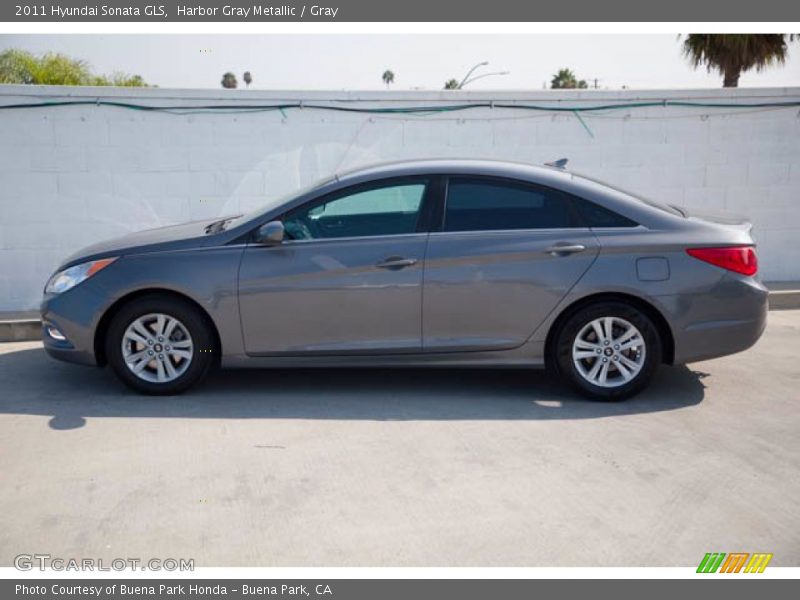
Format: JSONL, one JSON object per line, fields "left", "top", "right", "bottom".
{"left": 376, "top": 256, "right": 418, "bottom": 269}
{"left": 544, "top": 243, "right": 586, "bottom": 256}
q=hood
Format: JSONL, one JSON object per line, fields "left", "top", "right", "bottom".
{"left": 61, "top": 217, "right": 225, "bottom": 268}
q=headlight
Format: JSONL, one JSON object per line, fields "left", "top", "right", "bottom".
{"left": 45, "top": 258, "right": 118, "bottom": 295}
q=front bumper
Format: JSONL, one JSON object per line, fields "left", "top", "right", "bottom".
{"left": 40, "top": 285, "right": 111, "bottom": 367}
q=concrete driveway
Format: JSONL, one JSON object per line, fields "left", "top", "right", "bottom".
{"left": 1, "top": 311, "right": 798, "bottom": 567}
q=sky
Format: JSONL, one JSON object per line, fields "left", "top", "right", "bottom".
{"left": 1, "top": 34, "right": 799, "bottom": 90}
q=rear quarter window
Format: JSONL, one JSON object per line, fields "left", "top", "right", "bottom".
{"left": 568, "top": 194, "right": 639, "bottom": 228}
{"left": 571, "top": 172, "right": 681, "bottom": 218}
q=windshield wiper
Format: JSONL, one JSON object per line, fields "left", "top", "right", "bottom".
{"left": 204, "top": 216, "right": 241, "bottom": 235}
{"left": 667, "top": 204, "right": 687, "bottom": 217}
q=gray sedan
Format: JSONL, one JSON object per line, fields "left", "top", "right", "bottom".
{"left": 41, "top": 159, "right": 767, "bottom": 400}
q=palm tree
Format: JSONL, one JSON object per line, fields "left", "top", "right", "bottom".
{"left": 550, "top": 68, "right": 588, "bottom": 89}
{"left": 221, "top": 72, "right": 238, "bottom": 89}
{"left": 243, "top": 71, "right": 252, "bottom": 88}
{"left": 443, "top": 78, "right": 460, "bottom": 90}
{"left": 382, "top": 69, "right": 394, "bottom": 88}
{"left": 682, "top": 34, "right": 789, "bottom": 88}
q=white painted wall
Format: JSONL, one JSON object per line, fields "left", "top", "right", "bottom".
{"left": 1, "top": 85, "right": 799, "bottom": 311}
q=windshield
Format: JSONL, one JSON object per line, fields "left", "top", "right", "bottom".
{"left": 572, "top": 172, "right": 684, "bottom": 217}
{"left": 220, "top": 174, "right": 338, "bottom": 231}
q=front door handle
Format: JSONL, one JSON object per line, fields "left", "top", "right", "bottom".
{"left": 376, "top": 256, "right": 418, "bottom": 269}
{"left": 544, "top": 243, "right": 586, "bottom": 256}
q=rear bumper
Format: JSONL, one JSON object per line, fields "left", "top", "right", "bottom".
{"left": 670, "top": 275, "right": 768, "bottom": 364}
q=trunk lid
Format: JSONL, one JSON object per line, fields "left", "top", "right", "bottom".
{"left": 676, "top": 206, "right": 754, "bottom": 235}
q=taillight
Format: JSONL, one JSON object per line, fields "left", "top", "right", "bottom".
{"left": 686, "top": 246, "right": 758, "bottom": 276}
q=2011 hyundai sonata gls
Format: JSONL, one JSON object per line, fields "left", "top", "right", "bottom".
{"left": 41, "top": 159, "right": 767, "bottom": 400}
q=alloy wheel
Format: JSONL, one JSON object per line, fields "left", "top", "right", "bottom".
{"left": 571, "top": 316, "right": 646, "bottom": 388}
{"left": 121, "top": 313, "right": 194, "bottom": 383}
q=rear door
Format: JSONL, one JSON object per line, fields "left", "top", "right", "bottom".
{"left": 238, "top": 177, "right": 433, "bottom": 355}
{"left": 422, "top": 176, "right": 599, "bottom": 352}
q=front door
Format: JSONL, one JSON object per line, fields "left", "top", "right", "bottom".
{"left": 238, "top": 178, "right": 431, "bottom": 355}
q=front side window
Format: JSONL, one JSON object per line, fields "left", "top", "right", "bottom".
{"left": 443, "top": 178, "right": 576, "bottom": 232}
{"left": 283, "top": 181, "right": 427, "bottom": 240}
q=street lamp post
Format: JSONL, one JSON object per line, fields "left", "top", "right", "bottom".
{"left": 456, "top": 62, "right": 510, "bottom": 89}
{"left": 460, "top": 70, "right": 511, "bottom": 87}
{"left": 457, "top": 61, "right": 489, "bottom": 89}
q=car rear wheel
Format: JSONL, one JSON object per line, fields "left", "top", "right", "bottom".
{"left": 553, "top": 301, "right": 662, "bottom": 401}
{"left": 105, "top": 294, "right": 217, "bottom": 395}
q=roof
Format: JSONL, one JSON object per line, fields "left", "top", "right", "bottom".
{"left": 333, "top": 158, "right": 574, "bottom": 187}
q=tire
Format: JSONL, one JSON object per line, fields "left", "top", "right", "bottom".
{"left": 105, "top": 294, "right": 217, "bottom": 395}
{"left": 553, "top": 301, "right": 662, "bottom": 401}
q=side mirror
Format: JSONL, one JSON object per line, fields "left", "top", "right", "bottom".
{"left": 254, "top": 221, "right": 284, "bottom": 245}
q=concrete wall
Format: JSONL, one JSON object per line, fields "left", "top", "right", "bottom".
{"left": 1, "top": 85, "right": 799, "bottom": 311}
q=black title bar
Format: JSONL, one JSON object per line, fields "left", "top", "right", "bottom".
{"left": 4, "top": 0, "right": 800, "bottom": 22}
{"left": 5, "top": 579, "right": 800, "bottom": 600}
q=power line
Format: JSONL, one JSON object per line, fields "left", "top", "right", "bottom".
{"left": 1, "top": 98, "right": 799, "bottom": 115}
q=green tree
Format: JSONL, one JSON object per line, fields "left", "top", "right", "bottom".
{"left": 682, "top": 34, "right": 789, "bottom": 88}
{"left": 0, "top": 48, "right": 148, "bottom": 86}
{"left": 550, "top": 68, "right": 587, "bottom": 89}
{"left": 0, "top": 48, "right": 37, "bottom": 84}
{"left": 382, "top": 69, "right": 395, "bottom": 88}
{"left": 443, "top": 78, "right": 460, "bottom": 90}
{"left": 221, "top": 72, "right": 238, "bottom": 89}
{"left": 93, "top": 72, "right": 148, "bottom": 87}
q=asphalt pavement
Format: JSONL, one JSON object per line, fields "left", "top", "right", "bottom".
{"left": 1, "top": 311, "right": 798, "bottom": 567}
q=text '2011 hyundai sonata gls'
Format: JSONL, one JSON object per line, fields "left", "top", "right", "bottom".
{"left": 41, "top": 159, "right": 767, "bottom": 400}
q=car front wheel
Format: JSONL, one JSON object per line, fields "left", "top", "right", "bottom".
{"left": 553, "top": 301, "right": 662, "bottom": 401}
{"left": 105, "top": 294, "right": 217, "bottom": 395}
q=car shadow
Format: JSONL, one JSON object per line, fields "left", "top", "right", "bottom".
{"left": 0, "top": 346, "right": 708, "bottom": 430}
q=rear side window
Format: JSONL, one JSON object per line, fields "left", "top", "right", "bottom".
{"left": 569, "top": 195, "right": 639, "bottom": 228}
{"left": 443, "top": 178, "right": 575, "bottom": 232}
